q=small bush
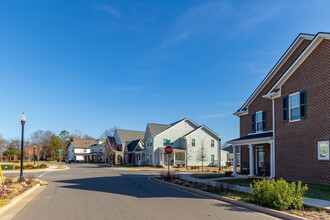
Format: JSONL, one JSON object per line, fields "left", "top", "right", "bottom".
{"left": 225, "top": 171, "right": 233, "bottom": 177}
{"left": 25, "top": 164, "right": 34, "bottom": 169}
{"left": 37, "top": 164, "right": 48, "bottom": 168}
{"left": 15, "top": 165, "right": 20, "bottom": 169}
{"left": 250, "top": 179, "right": 308, "bottom": 210}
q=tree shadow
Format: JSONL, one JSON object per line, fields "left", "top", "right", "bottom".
{"left": 55, "top": 174, "right": 204, "bottom": 199}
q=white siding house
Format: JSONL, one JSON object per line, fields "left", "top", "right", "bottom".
{"left": 66, "top": 139, "right": 95, "bottom": 162}
{"left": 144, "top": 118, "right": 222, "bottom": 167}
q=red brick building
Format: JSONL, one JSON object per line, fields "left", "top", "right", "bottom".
{"left": 228, "top": 32, "right": 330, "bottom": 185}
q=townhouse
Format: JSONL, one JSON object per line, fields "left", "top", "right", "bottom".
{"left": 227, "top": 32, "right": 330, "bottom": 184}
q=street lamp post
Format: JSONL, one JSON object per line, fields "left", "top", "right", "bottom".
{"left": 33, "top": 145, "right": 36, "bottom": 165}
{"left": 19, "top": 113, "right": 26, "bottom": 182}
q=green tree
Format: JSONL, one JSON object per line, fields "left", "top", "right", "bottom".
{"left": 4, "top": 142, "right": 18, "bottom": 156}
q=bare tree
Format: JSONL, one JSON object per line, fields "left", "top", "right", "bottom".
{"left": 30, "top": 130, "right": 54, "bottom": 161}
{"left": 0, "top": 134, "right": 7, "bottom": 155}
{"left": 83, "top": 134, "right": 94, "bottom": 139}
{"left": 185, "top": 139, "right": 193, "bottom": 170}
{"left": 100, "top": 126, "right": 119, "bottom": 139}
{"left": 72, "top": 129, "right": 83, "bottom": 139}
{"left": 198, "top": 140, "right": 207, "bottom": 172}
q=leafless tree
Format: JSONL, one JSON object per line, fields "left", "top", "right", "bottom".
{"left": 198, "top": 140, "right": 207, "bottom": 172}
{"left": 100, "top": 126, "right": 119, "bottom": 139}
{"left": 83, "top": 134, "right": 94, "bottom": 139}
{"left": 0, "top": 134, "right": 7, "bottom": 155}
{"left": 30, "top": 130, "right": 54, "bottom": 161}
{"left": 72, "top": 129, "right": 83, "bottom": 139}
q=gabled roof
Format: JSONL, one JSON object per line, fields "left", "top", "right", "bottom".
{"left": 126, "top": 140, "right": 143, "bottom": 152}
{"left": 234, "top": 33, "right": 315, "bottom": 116}
{"left": 266, "top": 32, "right": 330, "bottom": 96}
{"left": 183, "top": 125, "right": 221, "bottom": 139}
{"left": 116, "top": 129, "right": 145, "bottom": 144}
{"left": 147, "top": 123, "right": 171, "bottom": 138}
{"left": 70, "top": 139, "right": 96, "bottom": 149}
{"left": 146, "top": 118, "right": 199, "bottom": 138}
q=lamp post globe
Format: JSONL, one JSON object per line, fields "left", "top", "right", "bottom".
{"left": 19, "top": 113, "right": 26, "bottom": 182}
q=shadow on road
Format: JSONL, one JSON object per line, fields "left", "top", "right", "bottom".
{"left": 55, "top": 174, "right": 205, "bottom": 199}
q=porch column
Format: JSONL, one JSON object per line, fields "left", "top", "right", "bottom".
{"left": 270, "top": 142, "right": 274, "bottom": 178}
{"left": 233, "top": 146, "right": 237, "bottom": 175}
{"left": 173, "top": 152, "right": 176, "bottom": 166}
{"left": 248, "top": 144, "right": 254, "bottom": 176}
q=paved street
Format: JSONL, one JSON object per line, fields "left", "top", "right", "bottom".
{"left": 12, "top": 164, "right": 278, "bottom": 220}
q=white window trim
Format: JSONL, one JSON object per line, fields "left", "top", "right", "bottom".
{"left": 255, "top": 110, "right": 263, "bottom": 133}
{"left": 289, "top": 92, "right": 301, "bottom": 122}
{"left": 318, "top": 141, "right": 329, "bottom": 160}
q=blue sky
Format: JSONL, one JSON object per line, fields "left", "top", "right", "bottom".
{"left": 0, "top": 0, "right": 329, "bottom": 143}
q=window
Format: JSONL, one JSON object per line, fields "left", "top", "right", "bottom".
{"left": 211, "top": 154, "right": 215, "bottom": 163}
{"left": 252, "top": 110, "right": 266, "bottom": 132}
{"left": 211, "top": 140, "right": 214, "bottom": 147}
{"left": 192, "top": 139, "right": 195, "bottom": 146}
{"left": 256, "top": 111, "right": 263, "bottom": 131}
{"left": 318, "top": 141, "right": 329, "bottom": 160}
{"left": 289, "top": 93, "right": 300, "bottom": 121}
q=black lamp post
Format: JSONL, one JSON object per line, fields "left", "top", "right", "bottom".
{"left": 19, "top": 113, "right": 26, "bottom": 182}
{"left": 33, "top": 145, "right": 36, "bottom": 165}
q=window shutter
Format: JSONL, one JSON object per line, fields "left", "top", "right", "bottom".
{"left": 262, "top": 110, "right": 266, "bottom": 131}
{"left": 300, "top": 90, "right": 306, "bottom": 119}
{"left": 282, "top": 96, "right": 288, "bottom": 122}
{"left": 251, "top": 113, "right": 256, "bottom": 132}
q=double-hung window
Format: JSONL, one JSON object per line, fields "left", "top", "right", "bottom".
{"left": 283, "top": 91, "right": 306, "bottom": 122}
{"left": 192, "top": 139, "right": 195, "bottom": 147}
{"left": 211, "top": 140, "right": 214, "bottom": 147}
{"left": 318, "top": 141, "right": 329, "bottom": 160}
{"left": 211, "top": 154, "right": 215, "bottom": 163}
{"left": 256, "top": 111, "right": 263, "bottom": 132}
{"left": 289, "top": 93, "right": 300, "bottom": 121}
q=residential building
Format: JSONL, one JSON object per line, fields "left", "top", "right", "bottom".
{"left": 227, "top": 32, "right": 330, "bottom": 184}
{"left": 86, "top": 139, "right": 106, "bottom": 163}
{"left": 104, "top": 129, "right": 145, "bottom": 165}
{"left": 144, "top": 118, "right": 222, "bottom": 167}
{"left": 67, "top": 139, "right": 95, "bottom": 162}
{"left": 223, "top": 145, "right": 239, "bottom": 167}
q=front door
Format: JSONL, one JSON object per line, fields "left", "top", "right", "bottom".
{"left": 256, "top": 146, "right": 266, "bottom": 176}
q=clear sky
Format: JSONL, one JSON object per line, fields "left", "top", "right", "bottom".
{"left": 0, "top": 0, "right": 329, "bottom": 143}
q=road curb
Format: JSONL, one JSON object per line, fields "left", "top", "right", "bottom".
{"left": 151, "top": 177, "right": 307, "bottom": 220}
{"left": 0, "top": 180, "right": 48, "bottom": 216}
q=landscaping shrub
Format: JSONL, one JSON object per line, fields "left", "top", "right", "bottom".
{"left": 37, "top": 164, "right": 48, "bottom": 168}
{"left": 25, "top": 164, "right": 34, "bottom": 169}
{"left": 14, "top": 165, "right": 20, "bottom": 169}
{"left": 225, "top": 171, "right": 233, "bottom": 177}
{"left": 250, "top": 179, "right": 308, "bottom": 210}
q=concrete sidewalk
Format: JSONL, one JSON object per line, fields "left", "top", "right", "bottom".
{"left": 179, "top": 174, "right": 330, "bottom": 211}
{"left": 2, "top": 165, "right": 69, "bottom": 173}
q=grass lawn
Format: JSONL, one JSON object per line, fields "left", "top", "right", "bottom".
{"left": 191, "top": 173, "right": 227, "bottom": 179}
{"left": 218, "top": 178, "right": 330, "bottom": 201}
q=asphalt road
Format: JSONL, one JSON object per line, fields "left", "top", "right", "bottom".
{"left": 13, "top": 164, "right": 279, "bottom": 220}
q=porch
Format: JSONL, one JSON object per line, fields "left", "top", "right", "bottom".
{"left": 227, "top": 131, "right": 275, "bottom": 178}
{"left": 158, "top": 148, "right": 186, "bottom": 166}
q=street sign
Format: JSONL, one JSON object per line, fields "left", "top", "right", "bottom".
{"left": 57, "top": 149, "right": 63, "bottom": 152}
{"left": 164, "top": 146, "right": 173, "bottom": 154}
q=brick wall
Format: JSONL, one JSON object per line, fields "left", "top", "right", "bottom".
{"left": 240, "top": 39, "right": 311, "bottom": 137}
{"left": 274, "top": 39, "right": 330, "bottom": 185}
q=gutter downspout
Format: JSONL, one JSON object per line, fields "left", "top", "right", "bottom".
{"left": 272, "top": 98, "right": 276, "bottom": 178}
{"left": 219, "top": 138, "right": 221, "bottom": 170}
